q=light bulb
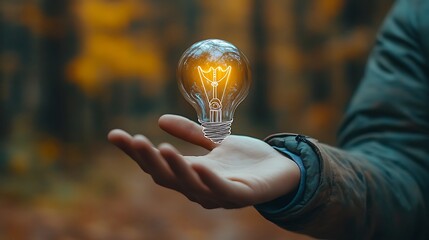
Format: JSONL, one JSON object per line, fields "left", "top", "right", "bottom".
{"left": 177, "top": 39, "right": 251, "bottom": 143}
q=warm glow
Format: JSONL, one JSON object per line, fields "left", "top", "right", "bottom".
{"left": 177, "top": 39, "right": 251, "bottom": 142}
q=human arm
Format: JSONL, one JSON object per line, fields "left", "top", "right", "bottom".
{"left": 255, "top": 0, "right": 429, "bottom": 238}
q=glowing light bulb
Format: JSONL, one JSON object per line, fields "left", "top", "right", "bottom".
{"left": 177, "top": 39, "right": 251, "bottom": 143}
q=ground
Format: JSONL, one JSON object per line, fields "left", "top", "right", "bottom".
{"left": 0, "top": 144, "right": 312, "bottom": 240}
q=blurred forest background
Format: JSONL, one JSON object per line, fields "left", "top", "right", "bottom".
{"left": 1, "top": 0, "right": 393, "bottom": 239}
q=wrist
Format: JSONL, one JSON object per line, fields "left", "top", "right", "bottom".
{"left": 255, "top": 148, "right": 305, "bottom": 212}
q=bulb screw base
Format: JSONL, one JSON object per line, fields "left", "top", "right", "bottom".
{"left": 200, "top": 120, "right": 232, "bottom": 144}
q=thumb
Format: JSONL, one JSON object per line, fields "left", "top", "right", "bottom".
{"left": 158, "top": 114, "right": 217, "bottom": 150}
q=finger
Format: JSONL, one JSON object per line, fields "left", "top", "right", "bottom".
{"left": 192, "top": 163, "right": 253, "bottom": 207}
{"left": 107, "top": 129, "right": 139, "bottom": 160}
{"left": 158, "top": 144, "right": 225, "bottom": 208}
{"left": 197, "top": 201, "right": 222, "bottom": 209}
{"left": 158, "top": 114, "right": 217, "bottom": 150}
{"left": 131, "top": 135, "right": 177, "bottom": 189}
{"left": 158, "top": 143, "right": 210, "bottom": 193}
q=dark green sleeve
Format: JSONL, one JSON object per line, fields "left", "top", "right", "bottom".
{"left": 255, "top": 0, "right": 429, "bottom": 239}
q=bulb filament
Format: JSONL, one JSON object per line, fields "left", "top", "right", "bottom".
{"left": 197, "top": 66, "right": 232, "bottom": 122}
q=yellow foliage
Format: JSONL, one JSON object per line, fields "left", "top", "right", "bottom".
{"left": 85, "top": 34, "right": 164, "bottom": 77}
{"left": 68, "top": 33, "right": 166, "bottom": 94}
{"left": 68, "top": 0, "right": 166, "bottom": 95}
{"left": 74, "top": 0, "right": 136, "bottom": 31}
{"left": 67, "top": 56, "right": 101, "bottom": 94}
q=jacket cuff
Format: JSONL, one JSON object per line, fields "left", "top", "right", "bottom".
{"left": 254, "top": 148, "right": 306, "bottom": 213}
{"left": 254, "top": 133, "right": 322, "bottom": 228}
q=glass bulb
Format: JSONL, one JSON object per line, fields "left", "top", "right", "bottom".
{"left": 177, "top": 39, "right": 251, "bottom": 143}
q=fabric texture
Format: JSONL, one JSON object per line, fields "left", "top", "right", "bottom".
{"left": 255, "top": 0, "right": 429, "bottom": 239}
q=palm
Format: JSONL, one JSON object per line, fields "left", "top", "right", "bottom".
{"left": 108, "top": 115, "right": 299, "bottom": 209}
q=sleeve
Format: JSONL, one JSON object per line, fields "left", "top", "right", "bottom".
{"left": 255, "top": 147, "right": 307, "bottom": 214}
{"left": 254, "top": 0, "right": 429, "bottom": 239}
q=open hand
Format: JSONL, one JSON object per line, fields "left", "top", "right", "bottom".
{"left": 108, "top": 114, "right": 300, "bottom": 209}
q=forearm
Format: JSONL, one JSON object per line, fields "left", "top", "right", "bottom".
{"left": 256, "top": 134, "right": 427, "bottom": 239}
{"left": 256, "top": 0, "right": 429, "bottom": 238}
